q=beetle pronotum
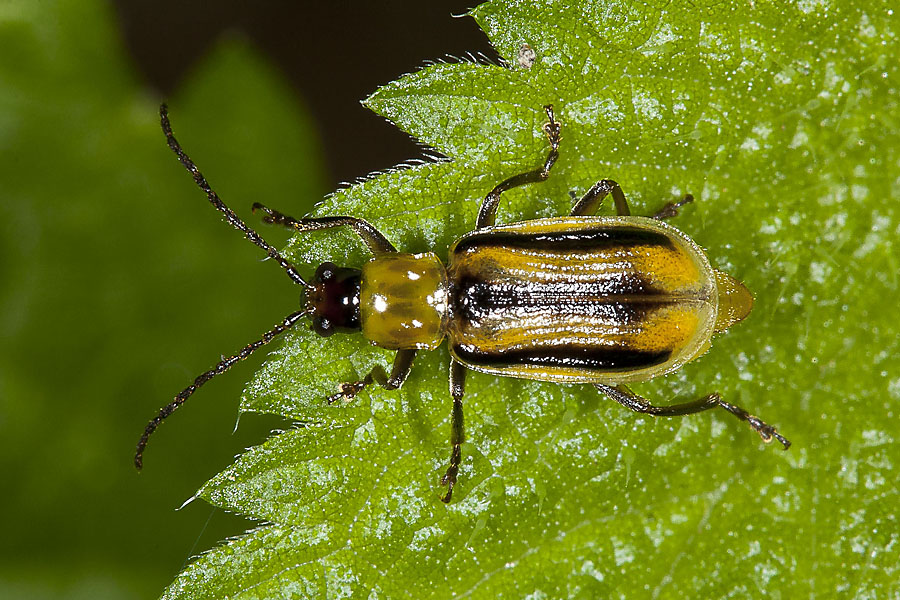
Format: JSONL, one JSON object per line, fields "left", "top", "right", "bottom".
{"left": 137, "top": 104, "right": 789, "bottom": 502}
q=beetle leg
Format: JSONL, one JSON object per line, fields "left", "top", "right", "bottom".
{"left": 252, "top": 203, "right": 396, "bottom": 255}
{"left": 327, "top": 349, "right": 417, "bottom": 403}
{"left": 651, "top": 194, "right": 694, "bottom": 221}
{"left": 476, "top": 105, "right": 561, "bottom": 229}
{"left": 715, "top": 396, "right": 791, "bottom": 449}
{"left": 594, "top": 383, "right": 791, "bottom": 450}
{"left": 440, "top": 359, "right": 467, "bottom": 503}
{"left": 570, "top": 179, "right": 631, "bottom": 217}
{"left": 571, "top": 181, "right": 695, "bottom": 220}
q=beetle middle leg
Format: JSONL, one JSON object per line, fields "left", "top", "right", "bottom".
{"left": 570, "top": 179, "right": 694, "bottom": 220}
{"left": 440, "top": 359, "right": 467, "bottom": 503}
{"left": 570, "top": 179, "right": 632, "bottom": 217}
{"left": 650, "top": 195, "right": 694, "bottom": 221}
{"left": 327, "top": 348, "right": 417, "bottom": 403}
{"left": 594, "top": 383, "right": 791, "bottom": 449}
{"left": 476, "top": 105, "right": 561, "bottom": 229}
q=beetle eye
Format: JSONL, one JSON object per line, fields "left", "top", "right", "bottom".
{"left": 312, "top": 316, "right": 335, "bottom": 337}
{"left": 314, "top": 262, "right": 337, "bottom": 283}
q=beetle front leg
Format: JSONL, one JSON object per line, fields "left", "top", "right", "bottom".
{"left": 252, "top": 203, "right": 396, "bottom": 255}
{"left": 594, "top": 383, "right": 790, "bottom": 449}
{"left": 476, "top": 105, "right": 561, "bottom": 229}
{"left": 328, "top": 349, "right": 417, "bottom": 403}
{"left": 440, "top": 359, "right": 467, "bottom": 503}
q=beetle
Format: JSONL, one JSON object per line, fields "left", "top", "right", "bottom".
{"left": 136, "top": 104, "right": 789, "bottom": 502}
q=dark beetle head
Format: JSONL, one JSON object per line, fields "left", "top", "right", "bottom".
{"left": 306, "top": 262, "right": 362, "bottom": 337}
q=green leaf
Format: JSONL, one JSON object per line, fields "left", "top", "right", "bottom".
{"left": 166, "top": 1, "right": 899, "bottom": 598}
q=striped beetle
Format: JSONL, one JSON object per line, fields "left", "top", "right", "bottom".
{"left": 136, "top": 104, "right": 789, "bottom": 502}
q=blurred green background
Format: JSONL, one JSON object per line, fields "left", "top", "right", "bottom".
{"left": 0, "top": 1, "right": 485, "bottom": 597}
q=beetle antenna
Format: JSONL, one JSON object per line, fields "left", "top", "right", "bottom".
{"left": 159, "top": 104, "right": 307, "bottom": 287}
{"left": 134, "top": 309, "right": 309, "bottom": 470}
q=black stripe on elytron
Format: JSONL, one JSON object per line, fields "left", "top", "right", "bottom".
{"left": 451, "top": 272, "right": 683, "bottom": 325}
{"left": 453, "top": 344, "right": 673, "bottom": 372}
{"left": 452, "top": 225, "right": 675, "bottom": 255}
{"left": 454, "top": 272, "right": 656, "bottom": 306}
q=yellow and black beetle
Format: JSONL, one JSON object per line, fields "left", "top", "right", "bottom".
{"left": 137, "top": 104, "right": 789, "bottom": 502}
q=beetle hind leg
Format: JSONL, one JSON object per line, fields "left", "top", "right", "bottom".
{"left": 594, "top": 383, "right": 790, "bottom": 450}
{"left": 716, "top": 396, "right": 791, "bottom": 449}
{"left": 327, "top": 349, "right": 417, "bottom": 404}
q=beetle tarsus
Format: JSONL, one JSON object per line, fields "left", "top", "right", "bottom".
{"left": 716, "top": 397, "right": 791, "bottom": 450}
{"left": 747, "top": 415, "right": 792, "bottom": 450}
{"left": 327, "top": 378, "right": 370, "bottom": 404}
{"left": 251, "top": 202, "right": 281, "bottom": 225}
{"left": 652, "top": 194, "right": 695, "bottom": 221}
{"left": 326, "top": 352, "right": 416, "bottom": 405}
{"left": 596, "top": 384, "right": 791, "bottom": 451}
{"left": 542, "top": 104, "right": 561, "bottom": 150}
{"left": 440, "top": 445, "right": 461, "bottom": 503}
{"left": 328, "top": 368, "right": 401, "bottom": 403}
{"left": 475, "top": 104, "right": 562, "bottom": 229}
{"left": 774, "top": 431, "right": 791, "bottom": 450}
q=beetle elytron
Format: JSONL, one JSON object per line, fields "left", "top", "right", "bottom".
{"left": 137, "top": 104, "right": 790, "bottom": 502}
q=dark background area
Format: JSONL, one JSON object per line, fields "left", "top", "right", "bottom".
{"left": 113, "top": 1, "right": 498, "bottom": 188}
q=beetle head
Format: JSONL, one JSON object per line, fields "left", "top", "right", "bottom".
{"left": 306, "top": 262, "right": 362, "bottom": 337}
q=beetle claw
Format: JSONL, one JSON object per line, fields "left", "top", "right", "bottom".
{"left": 748, "top": 415, "right": 791, "bottom": 450}
{"left": 439, "top": 471, "right": 456, "bottom": 503}
{"left": 772, "top": 430, "right": 792, "bottom": 450}
{"left": 439, "top": 443, "right": 462, "bottom": 503}
{"left": 327, "top": 381, "right": 365, "bottom": 404}
{"left": 541, "top": 104, "right": 561, "bottom": 149}
{"left": 652, "top": 195, "right": 694, "bottom": 220}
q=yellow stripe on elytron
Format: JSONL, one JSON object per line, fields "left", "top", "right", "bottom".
{"left": 452, "top": 304, "right": 703, "bottom": 354}
{"left": 630, "top": 245, "right": 702, "bottom": 292}
{"left": 456, "top": 243, "right": 702, "bottom": 293}
{"left": 627, "top": 306, "right": 702, "bottom": 353}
